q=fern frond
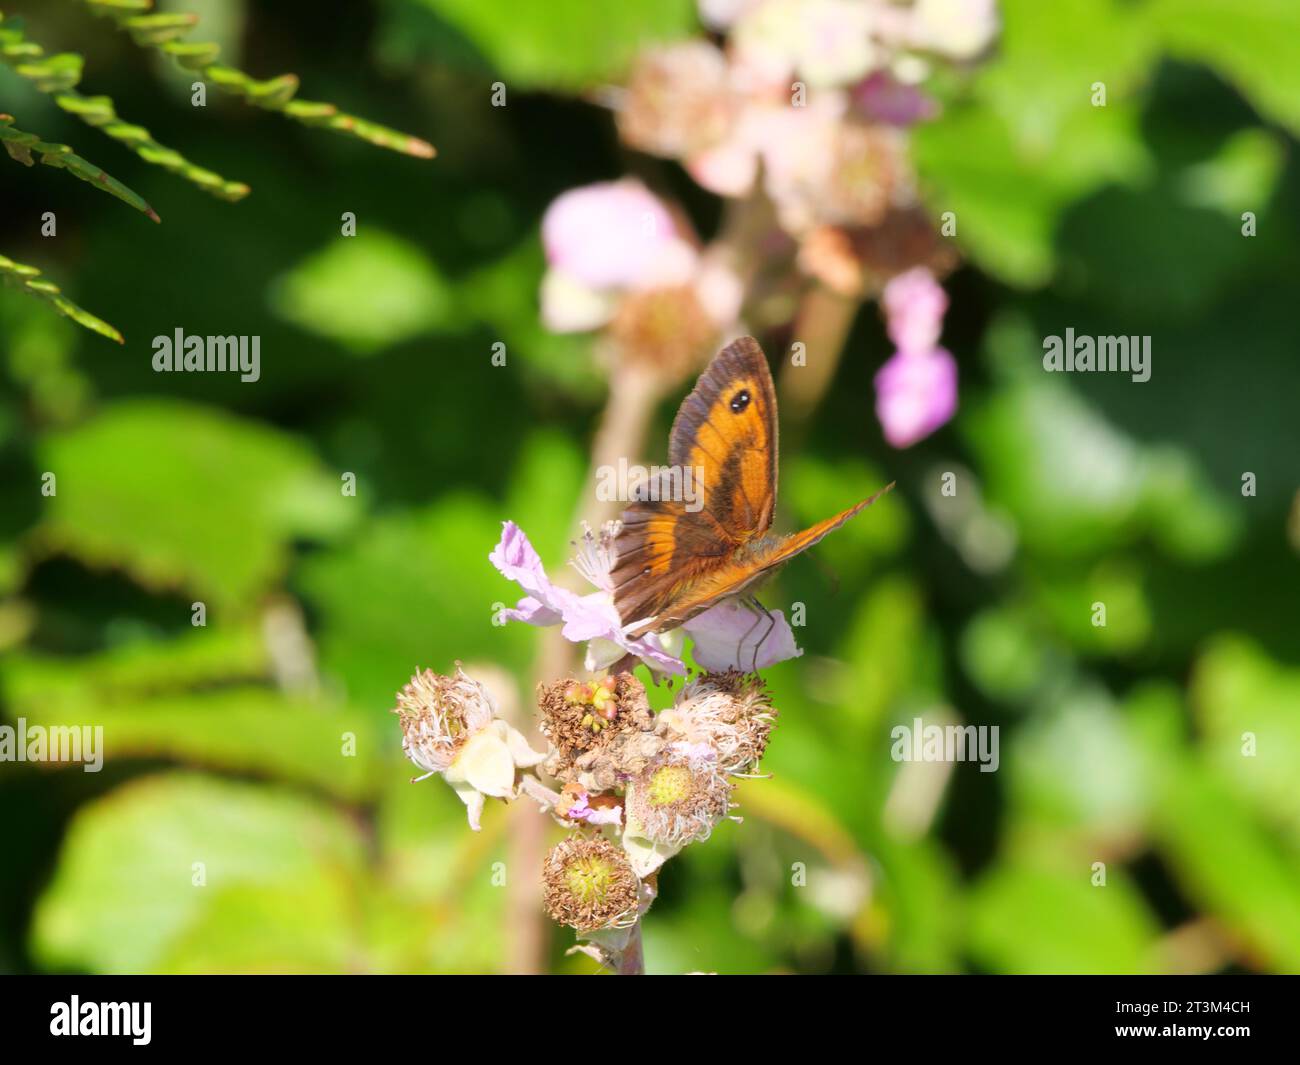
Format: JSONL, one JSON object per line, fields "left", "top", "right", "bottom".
{"left": 1, "top": 250, "right": 123, "bottom": 343}
{"left": 0, "top": 112, "right": 160, "bottom": 221}
{"left": 79, "top": 0, "right": 436, "bottom": 159}
{"left": 0, "top": 11, "right": 251, "bottom": 201}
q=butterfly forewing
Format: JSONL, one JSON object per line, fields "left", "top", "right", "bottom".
{"left": 612, "top": 337, "right": 779, "bottom": 626}
{"left": 623, "top": 484, "right": 895, "bottom": 637}
{"left": 611, "top": 335, "right": 891, "bottom": 638}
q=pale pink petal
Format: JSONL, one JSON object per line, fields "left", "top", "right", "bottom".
{"left": 491, "top": 522, "right": 687, "bottom": 675}
{"left": 684, "top": 600, "right": 803, "bottom": 671}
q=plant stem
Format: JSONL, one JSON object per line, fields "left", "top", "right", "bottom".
{"left": 506, "top": 354, "right": 664, "bottom": 974}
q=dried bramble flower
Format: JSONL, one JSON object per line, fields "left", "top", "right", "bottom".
{"left": 622, "top": 751, "right": 734, "bottom": 876}
{"left": 617, "top": 41, "right": 737, "bottom": 158}
{"left": 543, "top": 837, "right": 641, "bottom": 933}
{"left": 537, "top": 671, "right": 655, "bottom": 783}
{"left": 606, "top": 284, "right": 717, "bottom": 386}
{"left": 658, "top": 670, "right": 778, "bottom": 776}
{"left": 822, "top": 122, "right": 911, "bottom": 229}
{"left": 394, "top": 663, "right": 546, "bottom": 830}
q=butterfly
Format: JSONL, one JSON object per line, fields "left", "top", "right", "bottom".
{"left": 611, "top": 336, "right": 894, "bottom": 663}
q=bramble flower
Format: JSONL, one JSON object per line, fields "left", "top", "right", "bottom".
{"left": 606, "top": 283, "right": 720, "bottom": 384}
{"left": 394, "top": 664, "right": 546, "bottom": 830}
{"left": 732, "top": 0, "right": 877, "bottom": 90}
{"left": 539, "top": 673, "right": 654, "bottom": 763}
{"left": 539, "top": 179, "right": 710, "bottom": 337}
{"left": 874, "top": 267, "right": 957, "bottom": 447}
{"left": 542, "top": 179, "right": 695, "bottom": 292}
{"left": 537, "top": 672, "right": 665, "bottom": 791}
{"left": 657, "top": 670, "right": 777, "bottom": 775}
{"left": 493, "top": 521, "right": 805, "bottom": 676}
{"left": 543, "top": 837, "right": 641, "bottom": 933}
{"left": 491, "top": 520, "right": 687, "bottom": 674}
{"left": 539, "top": 178, "right": 744, "bottom": 355}
{"left": 907, "top": 0, "right": 1000, "bottom": 61}
{"left": 617, "top": 42, "right": 737, "bottom": 159}
{"left": 622, "top": 751, "right": 735, "bottom": 876}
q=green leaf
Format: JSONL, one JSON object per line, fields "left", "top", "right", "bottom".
{"left": 5, "top": 679, "right": 382, "bottom": 801}
{"left": 416, "top": 0, "right": 697, "bottom": 90}
{"left": 967, "top": 861, "right": 1159, "bottom": 974}
{"left": 1191, "top": 636, "right": 1300, "bottom": 844}
{"left": 298, "top": 495, "right": 534, "bottom": 711}
{"left": 1153, "top": 758, "right": 1300, "bottom": 971}
{"left": 459, "top": 237, "right": 602, "bottom": 399}
{"left": 35, "top": 400, "right": 356, "bottom": 609}
{"left": 32, "top": 772, "right": 369, "bottom": 972}
{"left": 269, "top": 230, "right": 458, "bottom": 355}
{"left": 913, "top": 0, "right": 1155, "bottom": 286}
{"left": 914, "top": 102, "right": 1151, "bottom": 287}
{"left": 1146, "top": 0, "right": 1300, "bottom": 135}
{"left": 965, "top": 315, "right": 1240, "bottom": 561}
{"left": 1009, "top": 686, "right": 1152, "bottom": 837}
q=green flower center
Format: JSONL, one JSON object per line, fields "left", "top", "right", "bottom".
{"left": 647, "top": 764, "right": 693, "bottom": 807}
{"left": 565, "top": 857, "right": 616, "bottom": 905}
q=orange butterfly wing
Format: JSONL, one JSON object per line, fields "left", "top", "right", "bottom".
{"left": 611, "top": 336, "right": 777, "bottom": 628}
{"left": 611, "top": 334, "right": 894, "bottom": 639}
{"left": 622, "top": 483, "right": 895, "bottom": 638}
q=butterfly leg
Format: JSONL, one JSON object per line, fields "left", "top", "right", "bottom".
{"left": 734, "top": 598, "right": 766, "bottom": 670}
{"left": 745, "top": 595, "right": 777, "bottom": 674}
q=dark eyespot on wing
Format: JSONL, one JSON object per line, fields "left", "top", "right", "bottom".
{"left": 730, "top": 389, "right": 750, "bottom": 413}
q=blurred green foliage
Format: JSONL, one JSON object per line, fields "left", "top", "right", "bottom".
{"left": 1, "top": 0, "right": 1297, "bottom": 974}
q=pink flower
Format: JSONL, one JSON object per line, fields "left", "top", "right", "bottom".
{"left": 882, "top": 267, "right": 948, "bottom": 354}
{"left": 491, "top": 521, "right": 687, "bottom": 674}
{"left": 874, "top": 346, "right": 958, "bottom": 448}
{"left": 539, "top": 180, "right": 711, "bottom": 335}
{"left": 541, "top": 179, "right": 696, "bottom": 292}
{"left": 490, "top": 521, "right": 804, "bottom": 674}
{"left": 875, "top": 268, "right": 957, "bottom": 446}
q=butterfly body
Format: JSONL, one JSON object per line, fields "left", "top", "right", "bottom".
{"left": 612, "top": 336, "right": 893, "bottom": 641}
